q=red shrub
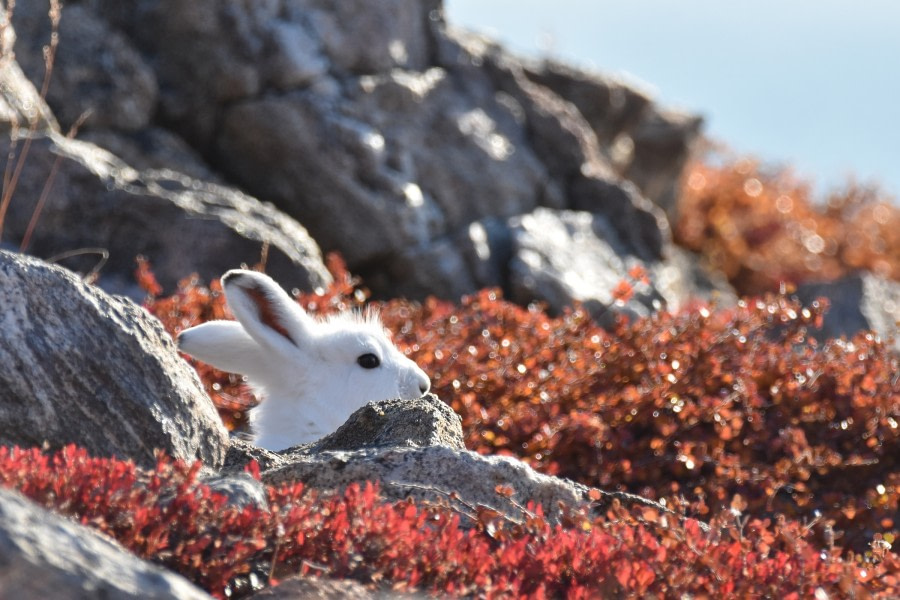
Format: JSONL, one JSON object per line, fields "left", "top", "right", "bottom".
{"left": 141, "top": 258, "right": 899, "bottom": 560}
{"left": 1, "top": 445, "right": 897, "bottom": 598}
{"left": 676, "top": 158, "right": 900, "bottom": 295}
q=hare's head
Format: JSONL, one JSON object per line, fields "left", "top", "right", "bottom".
{"left": 177, "top": 270, "right": 430, "bottom": 450}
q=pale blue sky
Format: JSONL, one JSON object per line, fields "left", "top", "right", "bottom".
{"left": 447, "top": 1, "right": 900, "bottom": 201}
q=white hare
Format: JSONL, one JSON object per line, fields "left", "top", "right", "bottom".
{"left": 177, "top": 269, "right": 431, "bottom": 450}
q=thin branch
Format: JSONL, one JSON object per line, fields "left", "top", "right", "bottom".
{"left": 20, "top": 110, "right": 90, "bottom": 253}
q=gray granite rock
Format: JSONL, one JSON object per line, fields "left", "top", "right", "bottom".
{"left": 246, "top": 575, "right": 381, "bottom": 600}
{"left": 262, "top": 445, "right": 670, "bottom": 529}
{"left": 302, "top": 394, "right": 465, "bottom": 453}
{"left": 524, "top": 59, "right": 702, "bottom": 217}
{"left": 199, "top": 472, "right": 269, "bottom": 511}
{"left": 0, "top": 250, "right": 229, "bottom": 468}
{"left": 0, "top": 486, "right": 213, "bottom": 599}
{"left": 34, "top": 1, "right": 697, "bottom": 304}
{"left": 0, "top": 133, "right": 330, "bottom": 296}
{"left": 12, "top": 2, "right": 158, "bottom": 132}
{"left": 504, "top": 207, "right": 734, "bottom": 324}
{"left": 796, "top": 271, "right": 900, "bottom": 351}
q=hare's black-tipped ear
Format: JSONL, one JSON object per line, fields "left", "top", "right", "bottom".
{"left": 221, "top": 270, "right": 313, "bottom": 352}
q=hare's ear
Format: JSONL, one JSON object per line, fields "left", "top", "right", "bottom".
{"left": 177, "top": 320, "right": 268, "bottom": 376}
{"left": 221, "top": 269, "right": 314, "bottom": 353}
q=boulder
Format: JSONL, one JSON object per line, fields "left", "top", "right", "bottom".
{"left": 219, "top": 393, "right": 672, "bottom": 528}
{"left": 263, "top": 445, "right": 592, "bottom": 526}
{"left": 79, "top": 127, "right": 223, "bottom": 182}
{"left": 11, "top": 1, "right": 158, "bottom": 132}
{"left": 796, "top": 271, "right": 900, "bottom": 351}
{"left": 524, "top": 59, "right": 702, "bottom": 217}
{"left": 214, "top": 68, "right": 550, "bottom": 296}
{"left": 506, "top": 208, "right": 667, "bottom": 322}
{"left": 0, "top": 133, "right": 331, "bottom": 296}
{"left": 523, "top": 59, "right": 653, "bottom": 150}
{"left": 23, "top": 1, "right": 701, "bottom": 304}
{"left": 261, "top": 445, "right": 675, "bottom": 529}
{"left": 224, "top": 395, "right": 464, "bottom": 469}
{"left": 0, "top": 250, "right": 228, "bottom": 468}
{"left": 198, "top": 472, "right": 269, "bottom": 512}
{"left": 457, "top": 208, "right": 735, "bottom": 324}
{"left": 303, "top": 394, "right": 465, "bottom": 453}
{"left": 246, "top": 575, "right": 379, "bottom": 600}
{"left": 0, "top": 487, "right": 213, "bottom": 599}
{"left": 438, "top": 28, "right": 670, "bottom": 259}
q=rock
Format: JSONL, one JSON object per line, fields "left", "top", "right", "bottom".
{"left": 304, "top": 0, "right": 438, "bottom": 75}
{"left": 224, "top": 395, "right": 464, "bottom": 472}
{"left": 0, "top": 487, "right": 213, "bottom": 599}
{"left": 524, "top": 59, "right": 703, "bottom": 217}
{"left": 199, "top": 472, "right": 269, "bottom": 511}
{"left": 246, "top": 575, "right": 380, "bottom": 600}
{"left": 0, "top": 133, "right": 331, "bottom": 296}
{"left": 523, "top": 59, "right": 653, "bottom": 149}
{"left": 262, "top": 445, "right": 672, "bottom": 529}
{"left": 301, "top": 394, "right": 465, "bottom": 453}
{"left": 6, "top": 1, "right": 704, "bottom": 308}
{"left": 505, "top": 207, "right": 726, "bottom": 324}
{"left": 623, "top": 107, "right": 703, "bottom": 217}
{"left": 438, "top": 28, "right": 670, "bottom": 261}
{"left": 228, "top": 392, "right": 600, "bottom": 525}
{"left": 52, "top": 2, "right": 697, "bottom": 305}
{"left": 224, "top": 439, "right": 288, "bottom": 474}
{"left": 0, "top": 250, "right": 228, "bottom": 469}
{"left": 795, "top": 271, "right": 900, "bottom": 351}
{"left": 12, "top": 2, "right": 158, "bottom": 132}
{"left": 263, "top": 445, "right": 590, "bottom": 526}
{"left": 214, "top": 67, "right": 551, "bottom": 295}
{"left": 222, "top": 385, "right": 682, "bottom": 535}
{"left": 79, "top": 127, "right": 222, "bottom": 182}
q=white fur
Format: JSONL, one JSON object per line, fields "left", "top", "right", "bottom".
{"left": 177, "top": 269, "right": 431, "bottom": 450}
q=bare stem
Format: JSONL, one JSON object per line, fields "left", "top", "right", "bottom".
{"left": 0, "top": 0, "right": 61, "bottom": 243}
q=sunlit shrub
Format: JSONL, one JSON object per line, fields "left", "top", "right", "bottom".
{"left": 142, "top": 257, "right": 899, "bottom": 557}
{"left": 1, "top": 445, "right": 897, "bottom": 598}
{"left": 676, "top": 158, "right": 900, "bottom": 295}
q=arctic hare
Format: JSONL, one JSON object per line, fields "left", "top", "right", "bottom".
{"left": 177, "top": 269, "right": 430, "bottom": 450}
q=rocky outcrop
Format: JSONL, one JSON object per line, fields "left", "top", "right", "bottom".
{"left": 523, "top": 59, "right": 702, "bottom": 218}
{"left": 0, "top": 131, "right": 331, "bottom": 296}
{"left": 263, "top": 445, "right": 594, "bottom": 526}
{"left": 0, "top": 250, "right": 228, "bottom": 468}
{"left": 246, "top": 576, "right": 379, "bottom": 600}
{"left": 11, "top": 2, "right": 158, "bottom": 132}
{"left": 2, "top": 6, "right": 331, "bottom": 296}
{"left": 8, "top": 0, "right": 705, "bottom": 315}
{"left": 216, "top": 394, "right": 670, "bottom": 530}
{"left": 0, "top": 487, "right": 213, "bottom": 599}
{"left": 303, "top": 394, "right": 465, "bottom": 453}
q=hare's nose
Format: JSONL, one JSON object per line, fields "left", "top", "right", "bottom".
{"left": 417, "top": 371, "right": 431, "bottom": 396}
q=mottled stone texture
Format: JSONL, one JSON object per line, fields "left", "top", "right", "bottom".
{"left": 0, "top": 488, "right": 213, "bottom": 599}
{"left": 0, "top": 134, "right": 331, "bottom": 297}
{"left": 304, "top": 394, "right": 465, "bottom": 453}
{"left": 0, "top": 250, "right": 228, "bottom": 468}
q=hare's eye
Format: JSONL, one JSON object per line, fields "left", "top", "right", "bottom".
{"left": 357, "top": 353, "right": 380, "bottom": 369}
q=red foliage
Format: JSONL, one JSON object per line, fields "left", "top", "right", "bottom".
{"left": 141, "top": 259, "right": 899, "bottom": 561}
{"left": 1, "top": 445, "right": 897, "bottom": 598}
{"left": 676, "top": 158, "right": 900, "bottom": 295}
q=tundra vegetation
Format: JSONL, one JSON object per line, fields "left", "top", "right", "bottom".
{"left": 0, "top": 1, "right": 898, "bottom": 596}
